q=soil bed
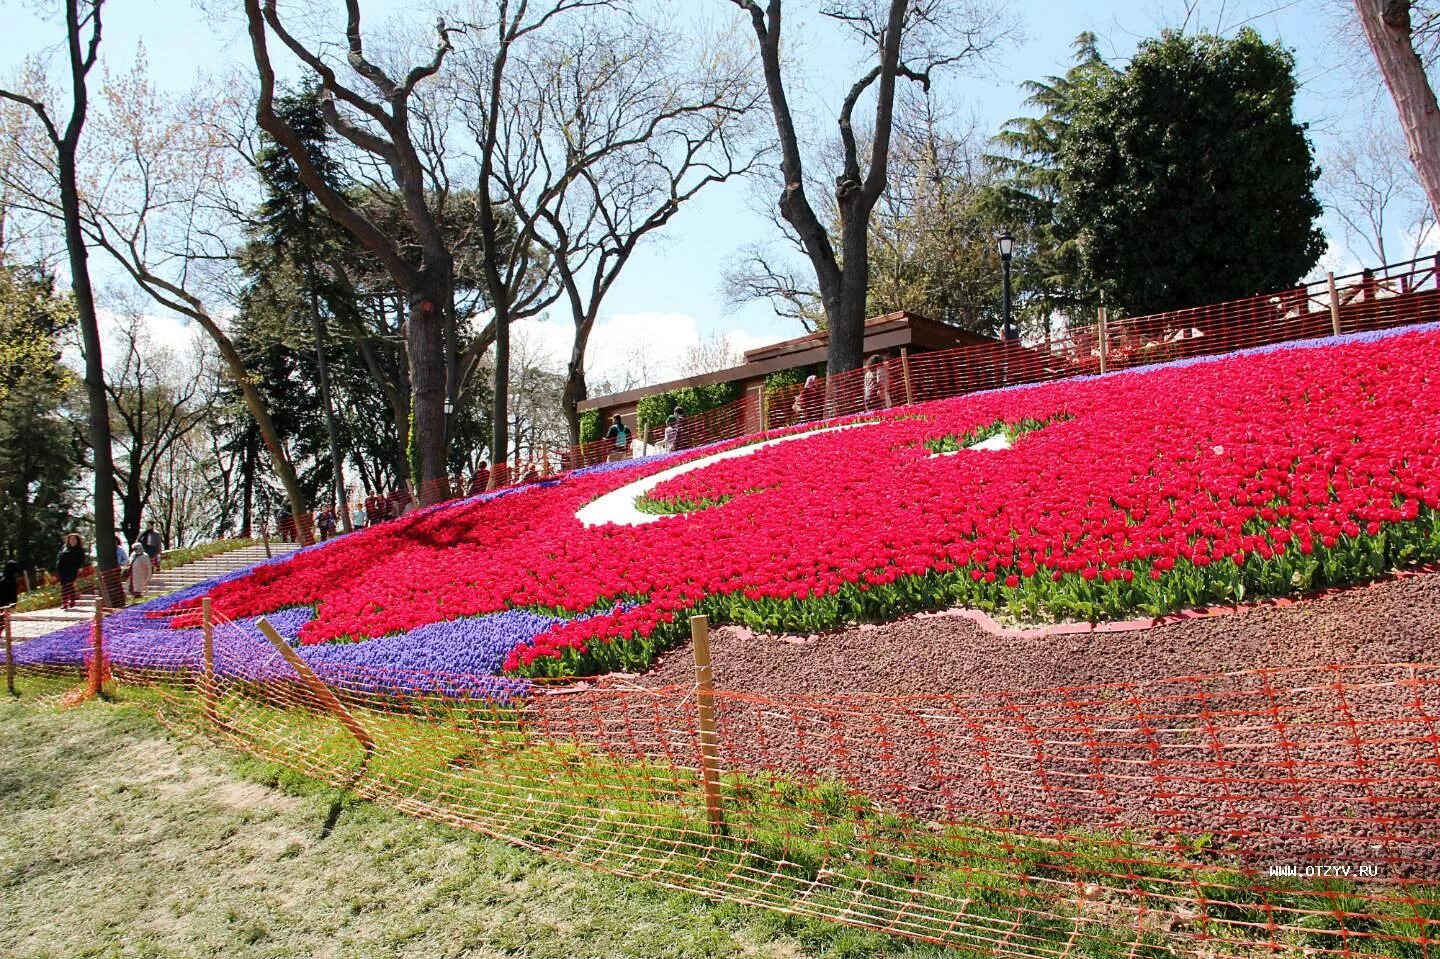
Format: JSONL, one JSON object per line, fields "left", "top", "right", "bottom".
{"left": 580, "top": 572, "right": 1440, "bottom": 876}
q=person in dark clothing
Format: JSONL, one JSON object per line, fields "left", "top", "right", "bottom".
{"left": 604, "top": 415, "right": 631, "bottom": 461}
{"left": 1, "top": 559, "right": 18, "bottom": 608}
{"left": 139, "top": 524, "right": 164, "bottom": 569}
{"left": 56, "top": 533, "right": 87, "bottom": 610}
{"left": 468, "top": 461, "right": 490, "bottom": 496}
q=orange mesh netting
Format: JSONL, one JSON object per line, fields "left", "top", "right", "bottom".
{"left": 9, "top": 606, "right": 1438, "bottom": 957}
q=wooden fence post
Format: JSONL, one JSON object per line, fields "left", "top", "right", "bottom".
{"left": 4, "top": 605, "right": 14, "bottom": 696}
{"left": 256, "top": 617, "right": 374, "bottom": 755}
{"left": 1327, "top": 271, "right": 1342, "bottom": 337}
{"left": 690, "top": 615, "right": 726, "bottom": 836}
{"left": 1097, "top": 308, "right": 1110, "bottom": 375}
{"left": 88, "top": 600, "right": 105, "bottom": 697}
{"left": 900, "top": 348, "right": 915, "bottom": 407}
{"left": 202, "top": 597, "right": 217, "bottom": 725}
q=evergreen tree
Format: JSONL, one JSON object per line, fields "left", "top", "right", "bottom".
{"left": 1060, "top": 29, "right": 1325, "bottom": 315}
{"left": 987, "top": 33, "right": 1116, "bottom": 331}
{"left": 0, "top": 265, "right": 82, "bottom": 574}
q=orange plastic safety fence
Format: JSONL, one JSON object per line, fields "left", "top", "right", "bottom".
{"left": 14, "top": 605, "right": 1438, "bottom": 958}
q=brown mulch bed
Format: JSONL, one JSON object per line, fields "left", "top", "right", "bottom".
{"left": 566, "top": 573, "right": 1440, "bottom": 875}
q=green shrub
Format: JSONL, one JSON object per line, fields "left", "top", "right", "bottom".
{"left": 636, "top": 381, "right": 742, "bottom": 431}
{"left": 578, "top": 409, "right": 603, "bottom": 443}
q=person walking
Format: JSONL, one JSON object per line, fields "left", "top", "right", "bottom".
{"left": 126, "top": 543, "right": 153, "bottom": 598}
{"left": 793, "top": 375, "right": 821, "bottom": 424}
{"left": 669, "top": 407, "right": 688, "bottom": 451}
{"left": 317, "top": 506, "right": 337, "bottom": 541}
{"left": 139, "top": 523, "right": 164, "bottom": 571}
{"left": 56, "top": 533, "right": 87, "bottom": 610}
{"left": 604, "top": 415, "right": 631, "bottom": 461}
{"left": 864, "top": 355, "right": 892, "bottom": 411}
{"left": 468, "top": 461, "right": 490, "bottom": 496}
{"left": 115, "top": 535, "right": 128, "bottom": 567}
{"left": 1, "top": 559, "right": 18, "bottom": 609}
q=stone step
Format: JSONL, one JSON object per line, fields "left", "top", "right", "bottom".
{"left": 10, "top": 542, "right": 301, "bottom": 642}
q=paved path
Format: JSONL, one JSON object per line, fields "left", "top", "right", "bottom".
{"left": 7, "top": 543, "right": 298, "bottom": 641}
{"left": 576, "top": 422, "right": 885, "bottom": 528}
{"left": 576, "top": 419, "right": 1012, "bottom": 528}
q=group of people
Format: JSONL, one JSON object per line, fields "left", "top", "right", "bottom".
{"left": 597, "top": 406, "right": 690, "bottom": 464}
{"left": 18, "top": 525, "right": 167, "bottom": 611}
{"left": 787, "top": 355, "right": 894, "bottom": 426}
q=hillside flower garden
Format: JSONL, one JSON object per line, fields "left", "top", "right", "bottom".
{"left": 18, "top": 324, "right": 1440, "bottom": 686}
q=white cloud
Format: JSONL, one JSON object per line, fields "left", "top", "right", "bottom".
{"left": 522, "top": 311, "right": 777, "bottom": 393}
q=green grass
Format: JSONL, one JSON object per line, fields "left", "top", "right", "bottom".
{"left": 0, "top": 692, "right": 976, "bottom": 959}
{"left": 7, "top": 675, "right": 1436, "bottom": 959}
{"left": 50, "top": 676, "right": 1440, "bottom": 959}
{"left": 15, "top": 538, "right": 257, "bottom": 612}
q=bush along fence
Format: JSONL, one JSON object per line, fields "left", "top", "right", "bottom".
{"left": 9, "top": 608, "right": 1440, "bottom": 959}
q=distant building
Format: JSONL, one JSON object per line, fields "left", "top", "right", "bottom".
{"left": 578, "top": 311, "right": 997, "bottom": 438}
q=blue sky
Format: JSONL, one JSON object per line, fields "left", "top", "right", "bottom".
{"left": 3, "top": 0, "right": 1401, "bottom": 383}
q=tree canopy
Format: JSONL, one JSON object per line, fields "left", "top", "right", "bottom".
{"left": 1060, "top": 28, "right": 1325, "bottom": 316}
{"left": 0, "top": 264, "right": 81, "bottom": 572}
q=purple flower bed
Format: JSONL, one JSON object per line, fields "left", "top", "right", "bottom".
{"left": 15, "top": 585, "right": 552, "bottom": 700}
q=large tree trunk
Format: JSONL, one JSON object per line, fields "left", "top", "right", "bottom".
{"left": 490, "top": 309, "right": 510, "bottom": 486}
{"left": 60, "top": 152, "right": 123, "bottom": 606}
{"left": 1355, "top": 0, "right": 1440, "bottom": 217}
{"left": 561, "top": 314, "right": 595, "bottom": 446}
{"left": 829, "top": 208, "right": 871, "bottom": 374}
{"left": 308, "top": 288, "right": 350, "bottom": 531}
{"left": 409, "top": 282, "right": 450, "bottom": 505}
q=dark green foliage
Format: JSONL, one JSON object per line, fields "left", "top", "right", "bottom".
{"left": 1060, "top": 29, "right": 1325, "bottom": 315}
{"left": 763, "top": 364, "right": 824, "bottom": 396}
{"left": 0, "top": 266, "right": 82, "bottom": 573}
{"left": 986, "top": 33, "right": 1115, "bottom": 327}
{"left": 578, "top": 409, "right": 603, "bottom": 444}
{"left": 636, "top": 381, "right": 742, "bottom": 431}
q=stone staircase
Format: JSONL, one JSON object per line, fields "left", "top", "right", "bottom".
{"left": 7, "top": 542, "right": 300, "bottom": 641}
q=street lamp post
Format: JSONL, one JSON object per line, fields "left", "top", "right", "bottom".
{"left": 998, "top": 230, "right": 1015, "bottom": 386}
{"left": 998, "top": 230, "right": 1015, "bottom": 342}
{"left": 443, "top": 397, "right": 454, "bottom": 497}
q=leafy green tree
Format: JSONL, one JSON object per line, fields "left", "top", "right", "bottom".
{"left": 1060, "top": 29, "right": 1325, "bottom": 316}
{"left": 0, "top": 265, "right": 82, "bottom": 574}
{"left": 866, "top": 110, "right": 1006, "bottom": 334}
{"left": 987, "top": 32, "right": 1115, "bottom": 330}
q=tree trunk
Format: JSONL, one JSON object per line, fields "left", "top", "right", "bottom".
{"left": 829, "top": 207, "right": 871, "bottom": 374}
{"left": 561, "top": 314, "right": 595, "bottom": 446}
{"left": 308, "top": 288, "right": 350, "bottom": 531}
{"left": 240, "top": 431, "right": 255, "bottom": 538}
{"left": 490, "top": 309, "right": 510, "bottom": 487}
{"left": 409, "top": 283, "right": 449, "bottom": 506}
{"left": 59, "top": 155, "right": 123, "bottom": 606}
{"left": 1355, "top": 0, "right": 1440, "bottom": 218}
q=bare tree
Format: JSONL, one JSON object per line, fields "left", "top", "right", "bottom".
{"left": 489, "top": 12, "right": 763, "bottom": 443}
{"left": 102, "top": 303, "right": 211, "bottom": 544}
{"left": 723, "top": 0, "right": 1008, "bottom": 374}
{"left": 678, "top": 332, "right": 745, "bottom": 376}
{"left": 722, "top": 239, "right": 824, "bottom": 329}
{"left": 451, "top": 0, "right": 606, "bottom": 481}
{"left": 0, "top": 61, "right": 321, "bottom": 543}
{"left": 1324, "top": 109, "right": 1438, "bottom": 263}
{"left": 1354, "top": 0, "right": 1440, "bottom": 218}
{"left": 243, "top": 0, "right": 461, "bottom": 505}
{"left": 0, "top": 0, "right": 125, "bottom": 603}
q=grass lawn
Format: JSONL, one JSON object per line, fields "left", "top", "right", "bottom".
{"left": 0, "top": 694, "right": 965, "bottom": 959}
